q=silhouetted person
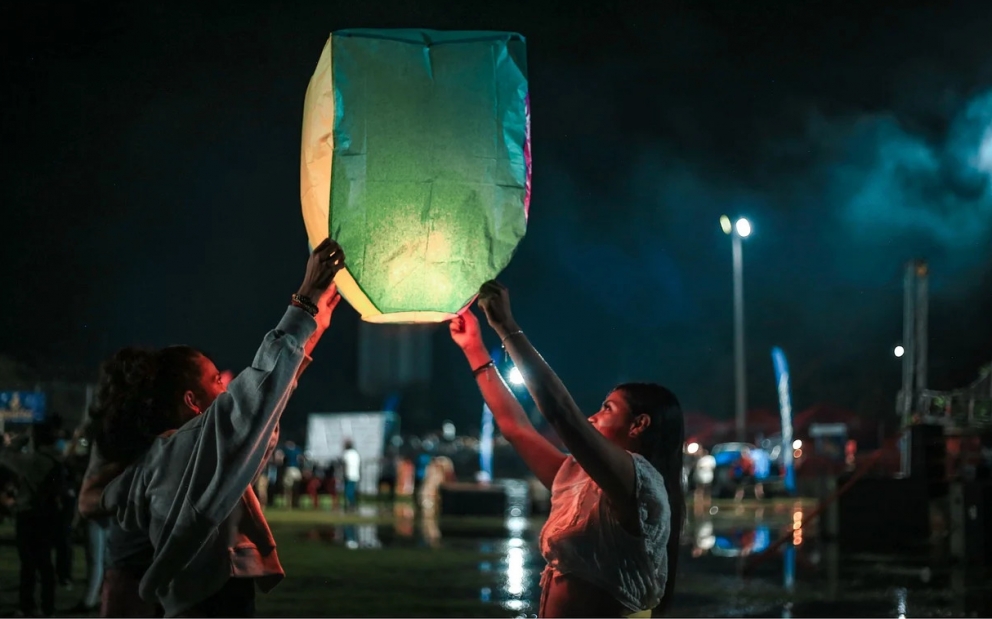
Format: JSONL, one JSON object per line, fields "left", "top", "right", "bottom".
{"left": 413, "top": 451, "right": 430, "bottom": 509}
{"left": 48, "top": 415, "right": 76, "bottom": 590}
{"left": 65, "top": 422, "right": 106, "bottom": 613}
{"left": 0, "top": 420, "right": 68, "bottom": 617}
{"left": 378, "top": 449, "right": 398, "bottom": 503}
{"left": 734, "top": 447, "right": 764, "bottom": 501}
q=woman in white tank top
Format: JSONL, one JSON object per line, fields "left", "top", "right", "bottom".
{"left": 449, "top": 281, "right": 686, "bottom": 617}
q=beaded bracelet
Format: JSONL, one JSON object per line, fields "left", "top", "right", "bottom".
{"left": 291, "top": 294, "right": 319, "bottom": 317}
{"left": 291, "top": 293, "right": 318, "bottom": 313}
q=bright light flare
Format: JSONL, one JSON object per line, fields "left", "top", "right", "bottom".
{"left": 507, "top": 366, "right": 524, "bottom": 385}
{"left": 735, "top": 218, "right": 752, "bottom": 238}
{"left": 894, "top": 345, "right": 905, "bottom": 358}
{"left": 687, "top": 442, "right": 700, "bottom": 455}
{"left": 792, "top": 439, "right": 802, "bottom": 450}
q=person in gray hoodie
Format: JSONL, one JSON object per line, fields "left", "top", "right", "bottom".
{"left": 96, "top": 238, "right": 345, "bottom": 617}
{"left": 83, "top": 345, "right": 223, "bottom": 617}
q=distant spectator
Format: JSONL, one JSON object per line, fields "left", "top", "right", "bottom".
{"left": 0, "top": 420, "right": 68, "bottom": 617}
{"left": 378, "top": 449, "right": 398, "bottom": 503}
{"left": 413, "top": 452, "right": 431, "bottom": 507}
{"left": 323, "top": 460, "right": 338, "bottom": 509}
{"left": 342, "top": 440, "right": 361, "bottom": 511}
{"left": 48, "top": 414, "right": 76, "bottom": 589}
{"left": 65, "top": 422, "right": 105, "bottom": 613}
{"left": 734, "top": 447, "right": 764, "bottom": 501}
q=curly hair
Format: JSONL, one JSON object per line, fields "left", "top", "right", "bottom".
{"left": 89, "top": 345, "right": 205, "bottom": 465}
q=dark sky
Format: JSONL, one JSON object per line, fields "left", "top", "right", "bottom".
{"left": 2, "top": 0, "right": 991, "bottom": 437}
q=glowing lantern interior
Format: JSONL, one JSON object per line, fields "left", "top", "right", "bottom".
{"left": 300, "top": 29, "right": 531, "bottom": 323}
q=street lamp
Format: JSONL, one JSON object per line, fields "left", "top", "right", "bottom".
{"left": 893, "top": 345, "right": 905, "bottom": 358}
{"left": 722, "top": 215, "right": 751, "bottom": 442}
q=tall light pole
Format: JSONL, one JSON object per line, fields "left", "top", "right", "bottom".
{"left": 721, "top": 215, "right": 751, "bottom": 443}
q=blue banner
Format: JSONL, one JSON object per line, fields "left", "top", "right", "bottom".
{"left": 771, "top": 347, "right": 796, "bottom": 494}
{"left": 479, "top": 404, "right": 494, "bottom": 481}
{"left": 0, "top": 391, "right": 46, "bottom": 423}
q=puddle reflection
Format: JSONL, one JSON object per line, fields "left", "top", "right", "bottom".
{"left": 303, "top": 503, "right": 805, "bottom": 616}
{"left": 300, "top": 500, "right": 989, "bottom": 617}
{"left": 690, "top": 503, "right": 807, "bottom": 558}
{"left": 301, "top": 506, "right": 539, "bottom": 614}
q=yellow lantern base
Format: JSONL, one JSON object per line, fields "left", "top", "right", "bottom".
{"left": 333, "top": 269, "right": 461, "bottom": 324}
{"left": 363, "top": 311, "right": 457, "bottom": 324}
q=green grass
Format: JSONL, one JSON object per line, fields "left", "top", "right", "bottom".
{"left": 9, "top": 498, "right": 960, "bottom": 618}
{"left": 256, "top": 506, "right": 550, "bottom": 616}
{"left": 259, "top": 523, "right": 509, "bottom": 617}
{"left": 0, "top": 501, "right": 803, "bottom": 618}
{"left": 0, "top": 510, "right": 530, "bottom": 618}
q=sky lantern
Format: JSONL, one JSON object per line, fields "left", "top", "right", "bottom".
{"left": 301, "top": 29, "right": 531, "bottom": 323}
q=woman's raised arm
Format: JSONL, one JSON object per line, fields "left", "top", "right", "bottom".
{"left": 477, "top": 281, "right": 638, "bottom": 517}
{"left": 450, "top": 310, "right": 566, "bottom": 489}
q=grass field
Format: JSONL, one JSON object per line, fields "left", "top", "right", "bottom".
{"left": 0, "top": 498, "right": 817, "bottom": 618}
{"left": 0, "top": 504, "right": 541, "bottom": 618}
{"left": 3, "top": 497, "right": 984, "bottom": 617}
{"left": 0, "top": 497, "right": 826, "bottom": 618}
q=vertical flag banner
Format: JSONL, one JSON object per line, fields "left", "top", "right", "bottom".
{"left": 772, "top": 346, "right": 797, "bottom": 494}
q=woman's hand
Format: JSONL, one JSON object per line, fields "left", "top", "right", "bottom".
{"left": 297, "top": 239, "right": 345, "bottom": 356}
{"left": 478, "top": 280, "right": 519, "bottom": 337}
{"left": 449, "top": 309, "right": 485, "bottom": 352}
{"left": 297, "top": 238, "right": 345, "bottom": 302}
{"left": 303, "top": 282, "right": 343, "bottom": 357}
{"left": 314, "top": 283, "right": 342, "bottom": 333}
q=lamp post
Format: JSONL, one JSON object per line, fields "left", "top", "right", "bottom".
{"left": 721, "top": 215, "right": 751, "bottom": 443}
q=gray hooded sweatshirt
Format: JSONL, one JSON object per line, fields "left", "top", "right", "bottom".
{"left": 100, "top": 305, "right": 315, "bottom": 617}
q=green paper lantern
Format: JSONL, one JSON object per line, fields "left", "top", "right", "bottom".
{"left": 300, "top": 29, "right": 531, "bottom": 323}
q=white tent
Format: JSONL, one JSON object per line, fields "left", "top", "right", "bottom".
{"left": 306, "top": 411, "right": 397, "bottom": 495}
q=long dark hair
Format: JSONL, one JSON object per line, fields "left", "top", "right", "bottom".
{"left": 89, "top": 345, "right": 205, "bottom": 464}
{"left": 614, "top": 382, "right": 685, "bottom": 616}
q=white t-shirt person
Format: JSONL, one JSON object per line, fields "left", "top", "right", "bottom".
{"left": 343, "top": 446, "right": 361, "bottom": 483}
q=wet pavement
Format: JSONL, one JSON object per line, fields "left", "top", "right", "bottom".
{"left": 301, "top": 502, "right": 991, "bottom": 617}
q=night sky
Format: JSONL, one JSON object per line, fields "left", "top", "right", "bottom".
{"left": 3, "top": 1, "right": 991, "bottom": 438}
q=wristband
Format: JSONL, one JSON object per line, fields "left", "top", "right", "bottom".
{"left": 472, "top": 360, "right": 495, "bottom": 378}
{"left": 291, "top": 294, "right": 319, "bottom": 317}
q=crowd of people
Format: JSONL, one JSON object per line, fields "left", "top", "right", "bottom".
{"left": 249, "top": 436, "right": 467, "bottom": 513}
{"left": 252, "top": 439, "right": 363, "bottom": 512}
{"left": 1, "top": 240, "right": 687, "bottom": 618}
{"left": 1, "top": 418, "right": 105, "bottom": 616}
